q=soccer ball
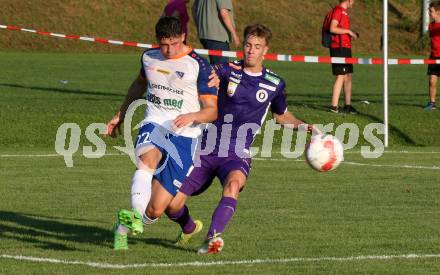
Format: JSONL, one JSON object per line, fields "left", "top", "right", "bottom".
{"left": 305, "top": 134, "right": 344, "bottom": 172}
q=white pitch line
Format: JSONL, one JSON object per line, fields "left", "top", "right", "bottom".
{"left": 342, "top": 151, "right": 440, "bottom": 154}
{"left": 1, "top": 153, "right": 439, "bottom": 170}
{"left": 0, "top": 154, "right": 61, "bottom": 157}
{"left": 1, "top": 253, "right": 440, "bottom": 269}
{"left": 1, "top": 150, "right": 440, "bottom": 158}
{"left": 343, "top": 161, "right": 440, "bottom": 170}
{"left": 4, "top": 148, "right": 440, "bottom": 158}
{"left": 0, "top": 153, "right": 124, "bottom": 158}
{"left": 253, "top": 157, "right": 440, "bottom": 170}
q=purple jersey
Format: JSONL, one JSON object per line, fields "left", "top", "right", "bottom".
{"left": 203, "top": 61, "right": 288, "bottom": 157}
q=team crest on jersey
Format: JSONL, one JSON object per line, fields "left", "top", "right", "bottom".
{"left": 227, "top": 82, "right": 238, "bottom": 97}
{"left": 256, "top": 89, "right": 269, "bottom": 103}
{"left": 175, "top": 71, "right": 185, "bottom": 79}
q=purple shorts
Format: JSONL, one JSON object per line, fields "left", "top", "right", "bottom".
{"left": 179, "top": 154, "right": 252, "bottom": 196}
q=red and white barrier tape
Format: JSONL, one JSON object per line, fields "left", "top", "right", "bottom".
{"left": 1, "top": 24, "right": 438, "bottom": 65}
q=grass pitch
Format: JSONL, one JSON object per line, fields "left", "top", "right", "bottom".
{"left": 1, "top": 52, "right": 440, "bottom": 274}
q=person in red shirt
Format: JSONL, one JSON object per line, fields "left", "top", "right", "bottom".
{"left": 328, "top": 0, "right": 359, "bottom": 114}
{"left": 425, "top": 1, "right": 440, "bottom": 110}
{"left": 162, "top": 0, "right": 190, "bottom": 44}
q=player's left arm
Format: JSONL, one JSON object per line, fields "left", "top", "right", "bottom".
{"left": 173, "top": 55, "right": 219, "bottom": 129}
{"left": 173, "top": 96, "right": 218, "bottom": 128}
{"left": 271, "top": 83, "right": 319, "bottom": 134}
{"left": 274, "top": 111, "right": 320, "bottom": 134}
{"left": 273, "top": 111, "right": 304, "bottom": 129}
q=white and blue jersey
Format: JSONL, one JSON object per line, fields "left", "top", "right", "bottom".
{"left": 136, "top": 47, "right": 217, "bottom": 196}
{"left": 140, "top": 47, "right": 217, "bottom": 138}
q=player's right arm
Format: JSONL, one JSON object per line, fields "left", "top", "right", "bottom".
{"left": 105, "top": 74, "right": 147, "bottom": 137}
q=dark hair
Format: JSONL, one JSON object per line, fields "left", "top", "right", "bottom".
{"left": 430, "top": 1, "right": 440, "bottom": 11}
{"left": 155, "top": 17, "right": 183, "bottom": 39}
{"left": 244, "top": 24, "right": 272, "bottom": 45}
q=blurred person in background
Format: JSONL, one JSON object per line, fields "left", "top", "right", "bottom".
{"left": 162, "top": 0, "right": 190, "bottom": 44}
{"left": 193, "top": 0, "right": 240, "bottom": 64}
{"left": 424, "top": 0, "right": 440, "bottom": 110}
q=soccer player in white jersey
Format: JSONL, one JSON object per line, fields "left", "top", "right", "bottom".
{"left": 105, "top": 17, "right": 218, "bottom": 250}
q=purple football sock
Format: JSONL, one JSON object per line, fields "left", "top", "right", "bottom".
{"left": 166, "top": 205, "right": 196, "bottom": 234}
{"left": 207, "top": 196, "right": 237, "bottom": 238}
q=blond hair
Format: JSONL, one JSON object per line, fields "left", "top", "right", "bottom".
{"left": 244, "top": 24, "right": 272, "bottom": 45}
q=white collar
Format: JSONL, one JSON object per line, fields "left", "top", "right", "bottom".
{"left": 243, "top": 68, "right": 263, "bottom": 76}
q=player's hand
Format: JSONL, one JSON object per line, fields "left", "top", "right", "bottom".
{"left": 228, "top": 62, "right": 242, "bottom": 70}
{"left": 232, "top": 33, "right": 241, "bottom": 47}
{"left": 309, "top": 124, "right": 322, "bottom": 136}
{"left": 173, "top": 113, "right": 196, "bottom": 130}
{"left": 299, "top": 124, "right": 321, "bottom": 135}
{"left": 104, "top": 111, "right": 122, "bottom": 138}
{"left": 208, "top": 70, "right": 220, "bottom": 89}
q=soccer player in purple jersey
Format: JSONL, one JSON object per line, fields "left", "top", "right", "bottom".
{"left": 165, "top": 24, "right": 319, "bottom": 254}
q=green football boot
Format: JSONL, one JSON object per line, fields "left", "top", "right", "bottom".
{"left": 113, "top": 228, "right": 128, "bottom": 250}
{"left": 118, "top": 209, "right": 144, "bottom": 235}
{"left": 174, "top": 220, "right": 203, "bottom": 247}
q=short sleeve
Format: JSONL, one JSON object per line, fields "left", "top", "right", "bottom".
{"left": 216, "top": 0, "right": 232, "bottom": 10}
{"left": 270, "top": 81, "right": 288, "bottom": 115}
{"left": 331, "top": 7, "right": 342, "bottom": 23}
{"left": 197, "top": 57, "right": 217, "bottom": 96}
